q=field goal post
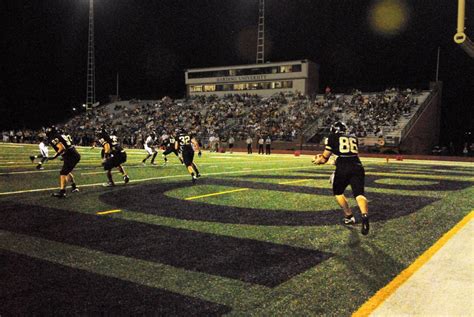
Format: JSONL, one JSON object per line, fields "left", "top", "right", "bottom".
{"left": 454, "top": 0, "right": 474, "bottom": 58}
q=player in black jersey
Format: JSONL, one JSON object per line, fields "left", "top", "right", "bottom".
{"left": 97, "top": 129, "right": 130, "bottom": 187}
{"left": 175, "top": 129, "right": 201, "bottom": 183}
{"left": 46, "top": 127, "right": 81, "bottom": 198}
{"left": 161, "top": 133, "right": 183, "bottom": 165}
{"left": 312, "top": 121, "right": 369, "bottom": 235}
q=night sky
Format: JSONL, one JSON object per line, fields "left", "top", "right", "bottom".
{"left": 1, "top": 0, "right": 473, "bottom": 145}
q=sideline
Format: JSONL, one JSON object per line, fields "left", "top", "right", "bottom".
{"left": 352, "top": 210, "right": 474, "bottom": 317}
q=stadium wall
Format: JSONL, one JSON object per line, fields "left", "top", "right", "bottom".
{"left": 185, "top": 60, "right": 319, "bottom": 97}
{"left": 399, "top": 82, "right": 442, "bottom": 154}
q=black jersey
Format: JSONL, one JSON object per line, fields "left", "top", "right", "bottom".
{"left": 162, "top": 136, "right": 176, "bottom": 149}
{"left": 325, "top": 133, "right": 361, "bottom": 164}
{"left": 50, "top": 134, "right": 75, "bottom": 154}
{"left": 176, "top": 133, "right": 193, "bottom": 153}
{"left": 100, "top": 134, "right": 124, "bottom": 154}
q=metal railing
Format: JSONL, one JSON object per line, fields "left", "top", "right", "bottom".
{"left": 400, "top": 86, "right": 438, "bottom": 141}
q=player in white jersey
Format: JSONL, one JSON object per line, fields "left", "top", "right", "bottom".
{"left": 142, "top": 132, "right": 158, "bottom": 165}
{"left": 29, "top": 138, "right": 49, "bottom": 170}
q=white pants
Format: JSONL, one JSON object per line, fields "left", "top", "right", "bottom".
{"left": 144, "top": 145, "right": 155, "bottom": 155}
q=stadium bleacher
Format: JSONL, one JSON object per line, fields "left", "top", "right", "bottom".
{"left": 1, "top": 88, "right": 438, "bottom": 153}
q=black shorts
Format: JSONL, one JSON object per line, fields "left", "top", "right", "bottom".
{"left": 332, "top": 162, "right": 365, "bottom": 197}
{"left": 163, "top": 148, "right": 178, "bottom": 156}
{"left": 229, "top": 144, "right": 234, "bottom": 149}
{"left": 60, "top": 148, "right": 81, "bottom": 175}
{"left": 103, "top": 151, "right": 127, "bottom": 170}
{"left": 182, "top": 150, "right": 194, "bottom": 166}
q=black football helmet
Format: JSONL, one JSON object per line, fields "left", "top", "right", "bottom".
{"left": 330, "top": 121, "right": 347, "bottom": 134}
{"left": 96, "top": 126, "right": 111, "bottom": 142}
{"left": 175, "top": 128, "right": 185, "bottom": 135}
{"left": 45, "top": 126, "right": 58, "bottom": 139}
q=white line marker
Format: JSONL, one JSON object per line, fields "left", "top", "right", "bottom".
{"left": 278, "top": 179, "right": 311, "bottom": 185}
{"left": 0, "top": 165, "right": 312, "bottom": 196}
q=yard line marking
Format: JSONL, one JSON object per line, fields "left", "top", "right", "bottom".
{"left": 96, "top": 209, "right": 122, "bottom": 215}
{"left": 0, "top": 169, "right": 60, "bottom": 175}
{"left": 185, "top": 188, "right": 249, "bottom": 200}
{"left": 0, "top": 159, "right": 303, "bottom": 175}
{"left": 352, "top": 210, "right": 474, "bottom": 317}
{"left": 81, "top": 171, "right": 107, "bottom": 175}
{"left": 278, "top": 179, "right": 311, "bottom": 185}
{"left": 0, "top": 165, "right": 312, "bottom": 196}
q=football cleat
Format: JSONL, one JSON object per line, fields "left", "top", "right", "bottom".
{"left": 123, "top": 175, "right": 130, "bottom": 184}
{"left": 141, "top": 162, "right": 146, "bottom": 166}
{"left": 103, "top": 182, "right": 115, "bottom": 187}
{"left": 343, "top": 215, "right": 356, "bottom": 225}
{"left": 36, "top": 164, "right": 44, "bottom": 170}
{"left": 51, "top": 191, "right": 66, "bottom": 198}
{"left": 192, "top": 175, "right": 197, "bottom": 184}
{"left": 196, "top": 173, "right": 201, "bottom": 178}
{"left": 361, "top": 215, "right": 370, "bottom": 235}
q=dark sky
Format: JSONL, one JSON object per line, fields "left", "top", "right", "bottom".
{"left": 1, "top": 0, "right": 473, "bottom": 144}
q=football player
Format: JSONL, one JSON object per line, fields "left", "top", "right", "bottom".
{"left": 161, "top": 132, "right": 183, "bottom": 165}
{"left": 312, "top": 121, "right": 369, "bottom": 235}
{"left": 46, "top": 127, "right": 81, "bottom": 198}
{"left": 142, "top": 132, "right": 158, "bottom": 165}
{"left": 97, "top": 129, "right": 130, "bottom": 187}
{"left": 29, "top": 137, "right": 49, "bottom": 170}
{"left": 175, "top": 128, "right": 201, "bottom": 183}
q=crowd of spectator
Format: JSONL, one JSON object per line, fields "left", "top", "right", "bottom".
{"left": 319, "top": 88, "right": 420, "bottom": 137}
{"left": 2, "top": 88, "right": 423, "bottom": 150}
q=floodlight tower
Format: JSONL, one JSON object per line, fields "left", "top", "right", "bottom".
{"left": 256, "top": 0, "right": 265, "bottom": 64}
{"left": 86, "top": 0, "right": 96, "bottom": 109}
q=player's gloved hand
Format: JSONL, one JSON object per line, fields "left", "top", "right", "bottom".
{"left": 312, "top": 154, "right": 323, "bottom": 165}
{"left": 198, "top": 150, "right": 202, "bottom": 157}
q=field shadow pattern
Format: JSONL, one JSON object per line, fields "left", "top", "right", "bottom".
{"left": 0, "top": 251, "right": 230, "bottom": 315}
{"left": 99, "top": 177, "right": 438, "bottom": 226}
{"left": 0, "top": 203, "right": 332, "bottom": 288}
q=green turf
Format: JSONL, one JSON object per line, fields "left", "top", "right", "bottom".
{"left": 0, "top": 143, "right": 473, "bottom": 315}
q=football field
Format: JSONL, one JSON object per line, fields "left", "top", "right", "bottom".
{"left": 0, "top": 143, "right": 473, "bottom": 315}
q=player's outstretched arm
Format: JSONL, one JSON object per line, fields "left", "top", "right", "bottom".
{"left": 49, "top": 143, "right": 65, "bottom": 160}
{"left": 312, "top": 150, "right": 332, "bottom": 165}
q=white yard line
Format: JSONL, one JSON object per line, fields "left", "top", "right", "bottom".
{"left": 0, "top": 165, "right": 312, "bottom": 196}
{"left": 0, "top": 159, "right": 307, "bottom": 175}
